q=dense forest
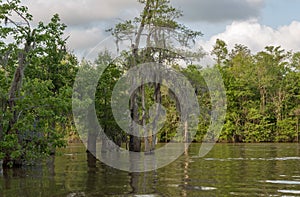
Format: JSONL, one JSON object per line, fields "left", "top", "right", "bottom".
{"left": 1, "top": 0, "right": 300, "bottom": 167}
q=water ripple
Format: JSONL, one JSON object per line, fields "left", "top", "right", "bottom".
{"left": 278, "top": 189, "right": 300, "bottom": 194}
{"left": 266, "top": 180, "right": 300, "bottom": 185}
{"left": 204, "top": 157, "right": 300, "bottom": 161}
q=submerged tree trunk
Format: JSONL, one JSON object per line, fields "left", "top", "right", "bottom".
{"left": 128, "top": 0, "right": 153, "bottom": 152}
{"left": 87, "top": 151, "right": 97, "bottom": 168}
{"left": 87, "top": 107, "right": 97, "bottom": 155}
{"left": 87, "top": 131, "right": 97, "bottom": 155}
{"left": 184, "top": 120, "right": 188, "bottom": 142}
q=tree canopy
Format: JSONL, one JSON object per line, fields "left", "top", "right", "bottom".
{"left": 0, "top": 0, "right": 77, "bottom": 167}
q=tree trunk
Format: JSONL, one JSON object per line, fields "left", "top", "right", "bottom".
{"left": 101, "top": 88, "right": 109, "bottom": 153}
{"left": 0, "top": 121, "right": 3, "bottom": 142}
{"left": 8, "top": 41, "right": 31, "bottom": 132}
{"left": 87, "top": 151, "right": 97, "bottom": 168}
{"left": 142, "top": 83, "right": 151, "bottom": 153}
{"left": 87, "top": 108, "right": 97, "bottom": 155}
{"left": 87, "top": 131, "right": 97, "bottom": 155}
{"left": 0, "top": 160, "right": 3, "bottom": 175}
{"left": 129, "top": 91, "right": 141, "bottom": 152}
{"left": 128, "top": 0, "right": 154, "bottom": 152}
{"left": 259, "top": 86, "right": 266, "bottom": 113}
{"left": 129, "top": 135, "right": 141, "bottom": 152}
{"left": 151, "top": 82, "right": 161, "bottom": 151}
{"left": 4, "top": 40, "right": 31, "bottom": 167}
{"left": 297, "top": 116, "right": 299, "bottom": 143}
{"left": 184, "top": 120, "right": 188, "bottom": 142}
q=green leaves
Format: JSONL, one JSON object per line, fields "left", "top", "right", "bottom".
{"left": 0, "top": 0, "right": 77, "bottom": 167}
{"left": 215, "top": 39, "right": 300, "bottom": 142}
{"left": 0, "top": 134, "right": 21, "bottom": 165}
{"left": 212, "top": 39, "right": 228, "bottom": 65}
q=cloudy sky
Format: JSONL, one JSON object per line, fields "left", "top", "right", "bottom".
{"left": 21, "top": 0, "right": 300, "bottom": 63}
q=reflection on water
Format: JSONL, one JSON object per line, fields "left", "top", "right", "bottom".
{"left": 204, "top": 156, "right": 300, "bottom": 161}
{"left": 265, "top": 180, "right": 300, "bottom": 184}
{"left": 0, "top": 143, "right": 300, "bottom": 196}
{"left": 278, "top": 190, "right": 300, "bottom": 194}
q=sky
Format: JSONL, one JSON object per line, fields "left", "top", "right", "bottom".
{"left": 21, "top": 0, "right": 300, "bottom": 64}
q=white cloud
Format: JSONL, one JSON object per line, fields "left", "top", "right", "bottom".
{"left": 66, "top": 27, "right": 105, "bottom": 50}
{"left": 22, "top": 0, "right": 141, "bottom": 26}
{"left": 18, "top": 0, "right": 299, "bottom": 63}
{"left": 22, "top": 0, "right": 265, "bottom": 26}
{"left": 198, "top": 20, "right": 300, "bottom": 65}
{"left": 246, "top": 0, "right": 264, "bottom": 6}
{"left": 201, "top": 20, "right": 300, "bottom": 54}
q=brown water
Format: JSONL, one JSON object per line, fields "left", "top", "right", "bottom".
{"left": 1, "top": 143, "right": 300, "bottom": 196}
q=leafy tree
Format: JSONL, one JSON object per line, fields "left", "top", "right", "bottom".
{"left": 213, "top": 39, "right": 300, "bottom": 143}
{"left": 95, "top": 51, "right": 124, "bottom": 151}
{"left": 107, "top": 0, "right": 203, "bottom": 152}
{"left": 0, "top": 0, "right": 77, "bottom": 167}
{"left": 211, "top": 39, "right": 228, "bottom": 65}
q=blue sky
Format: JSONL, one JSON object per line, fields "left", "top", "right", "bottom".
{"left": 185, "top": 0, "right": 300, "bottom": 40}
{"left": 261, "top": 0, "right": 300, "bottom": 28}
{"left": 21, "top": 0, "right": 300, "bottom": 60}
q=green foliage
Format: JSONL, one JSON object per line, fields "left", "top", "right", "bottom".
{"left": 210, "top": 39, "right": 300, "bottom": 143}
{"left": 95, "top": 51, "right": 124, "bottom": 143}
{"left": 211, "top": 39, "right": 228, "bottom": 65}
{"left": 0, "top": 0, "right": 77, "bottom": 166}
{"left": 276, "top": 118, "right": 297, "bottom": 142}
{"left": 0, "top": 134, "right": 21, "bottom": 166}
{"left": 105, "top": 1, "right": 299, "bottom": 144}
